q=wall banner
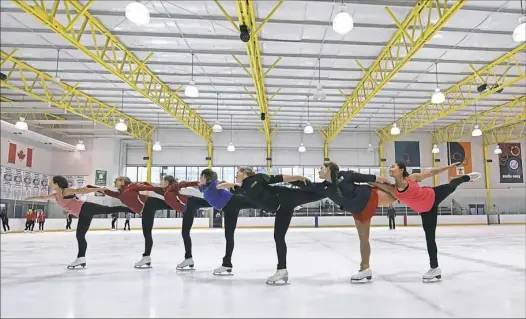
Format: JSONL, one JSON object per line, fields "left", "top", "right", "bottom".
{"left": 447, "top": 142, "right": 472, "bottom": 180}
{"left": 499, "top": 143, "right": 523, "bottom": 183}
{"left": 394, "top": 141, "right": 421, "bottom": 173}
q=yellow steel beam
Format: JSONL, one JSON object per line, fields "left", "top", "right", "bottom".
{"left": 432, "top": 96, "right": 526, "bottom": 144}
{"left": 14, "top": 0, "right": 212, "bottom": 142}
{"left": 482, "top": 122, "right": 525, "bottom": 146}
{"left": 0, "top": 51, "right": 154, "bottom": 141}
{"left": 1, "top": 95, "right": 67, "bottom": 128}
{"left": 322, "top": 0, "right": 465, "bottom": 143}
{"left": 215, "top": 0, "right": 283, "bottom": 172}
{"left": 146, "top": 140, "right": 152, "bottom": 183}
{"left": 378, "top": 44, "right": 526, "bottom": 143}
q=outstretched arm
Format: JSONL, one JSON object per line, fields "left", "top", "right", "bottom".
{"left": 25, "top": 194, "right": 56, "bottom": 201}
{"left": 63, "top": 187, "right": 105, "bottom": 196}
{"left": 217, "top": 182, "right": 237, "bottom": 190}
{"left": 281, "top": 174, "right": 308, "bottom": 184}
{"left": 409, "top": 162, "right": 461, "bottom": 182}
{"left": 340, "top": 171, "right": 390, "bottom": 184}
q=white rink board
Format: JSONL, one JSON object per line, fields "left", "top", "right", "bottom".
{"left": 1, "top": 226, "right": 525, "bottom": 318}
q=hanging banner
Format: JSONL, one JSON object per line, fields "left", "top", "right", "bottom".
{"left": 95, "top": 170, "right": 107, "bottom": 186}
{"left": 499, "top": 143, "right": 524, "bottom": 183}
{"left": 40, "top": 174, "right": 49, "bottom": 197}
{"left": 31, "top": 172, "right": 41, "bottom": 198}
{"left": 447, "top": 142, "right": 473, "bottom": 180}
{"left": 1, "top": 167, "right": 13, "bottom": 199}
{"left": 394, "top": 141, "right": 421, "bottom": 173}
{"left": 13, "top": 169, "right": 23, "bottom": 200}
{"left": 23, "top": 171, "right": 32, "bottom": 199}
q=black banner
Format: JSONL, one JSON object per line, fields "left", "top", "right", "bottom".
{"left": 395, "top": 141, "right": 421, "bottom": 173}
{"left": 499, "top": 143, "right": 524, "bottom": 183}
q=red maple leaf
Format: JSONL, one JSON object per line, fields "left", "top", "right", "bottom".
{"left": 17, "top": 150, "right": 26, "bottom": 160}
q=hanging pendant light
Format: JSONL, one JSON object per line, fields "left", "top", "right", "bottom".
{"left": 115, "top": 90, "right": 128, "bottom": 132}
{"left": 152, "top": 113, "right": 162, "bottom": 151}
{"left": 15, "top": 117, "right": 28, "bottom": 130}
{"left": 304, "top": 96, "right": 313, "bottom": 134}
{"left": 212, "top": 93, "right": 223, "bottom": 133}
{"left": 298, "top": 143, "right": 306, "bottom": 153}
{"left": 390, "top": 98, "right": 400, "bottom": 135}
{"left": 513, "top": 1, "right": 526, "bottom": 42}
{"left": 227, "top": 114, "right": 235, "bottom": 152}
{"left": 432, "top": 144, "right": 440, "bottom": 154}
{"left": 332, "top": 3, "right": 354, "bottom": 35}
{"left": 125, "top": 1, "right": 150, "bottom": 26}
{"left": 493, "top": 145, "right": 503, "bottom": 155}
{"left": 185, "top": 54, "right": 199, "bottom": 98}
{"left": 431, "top": 62, "right": 445, "bottom": 104}
{"left": 313, "top": 58, "right": 326, "bottom": 101}
{"left": 472, "top": 102, "right": 482, "bottom": 137}
{"left": 75, "top": 140, "right": 86, "bottom": 151}
{"left": 53, "top": 49, "right": 61, "bottom": 83}
{"left": 367, "top": 117, "right": 374, "bottom": 152}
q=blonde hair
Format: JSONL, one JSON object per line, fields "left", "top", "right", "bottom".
{"left": 238, "top": 167, "right": 256, "bottom": 176}
{"left": 116, "top": 176, "right": 132, "bottom": 185}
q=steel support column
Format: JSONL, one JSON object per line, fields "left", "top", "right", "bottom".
{"left": 379, "top": 143, "right": 385, "bottom": 177}
{"left": 208, "top": 142, "right": 213, "bottom": 168}
{"left": 323, "top": 0, "right": 465, "bottom": 143}
{"left": 482, "top": 144, "right": 492, "bottom": 213}
{"left": 146, "top": 140, "right": 152, "bottom": 183}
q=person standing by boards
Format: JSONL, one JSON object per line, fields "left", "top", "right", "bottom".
{"left": 37, "top": 209, "right": 46, "bottom": 232}
{"left": 387, "top": 204, "right": 396, "bottom": 230}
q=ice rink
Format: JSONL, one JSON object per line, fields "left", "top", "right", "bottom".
{"left": 1, "top": 225, "right": 525, "bottom": 318}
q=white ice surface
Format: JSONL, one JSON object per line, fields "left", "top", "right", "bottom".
{"left": 1, "top": 226, "right": 525, "bottom": 318}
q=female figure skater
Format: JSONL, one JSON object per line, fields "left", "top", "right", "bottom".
{"left": 292, "top": 161, "right": 396, "bottom": 283}
{"left": 375, "top": 161, "right": 481, "bottom": 282}
{"left": 143, "top": 175, "right": 212, "bottom": 271}
{"left": 25, "top": 176, "right": 131, "bottom": 269}
{"left": 93, "top": 177, "right": 170, "bottom": 268}
{"left": 219, "top": 167, "right": 325, "bottom": 284}
{"left": 198, "top": 169, "right": 257, "bottom": 275}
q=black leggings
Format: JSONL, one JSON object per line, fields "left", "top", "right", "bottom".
{"left": 124, "top": 219, "right": 130, "bottom": 230}
{"left": 181, "top": 197, "right": 211, "bottom": 259}
{"left": 111, "top": 217, "right": 117, "bottom": 229}
{"left": 220, "top": 195, "right": 257, "bottom": 268}
{"left": 422, "top": 175, "right": 470, "bottom": 268}
{"left": 66, "top": 217, "right": 72, "bottom": 230}
{"left": 1, "top": 218, "right": 9, "bottom": 231}
{"left": 270, "top": 187, "right": 325, "bottom": 270}
{"left": 38, "top": 221, "right": 44, "bottom": 231}
{"left": 141, "top": 197, "right": 170, "bottom": 257}
{"left": 76, "top": 203, "right": 131, "bottom": 258}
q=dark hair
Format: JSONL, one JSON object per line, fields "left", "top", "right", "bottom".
{"left": 395, "top": 161, "right": 410, "bottom": 177}
{"left": 323, "top": 161, "right": 340, "bottom": 184}
{"left": 238, "top": 167, "right": 256, "bottom": 177}
{"left": 163, "top": 175, "right": 177, "bottom": 185}
{"left": 200, "top": 169, "right": 217, "bottom": 183}
{"left": 52, "top": 175, "right": 69, "bottom": 189}
{"left": 116, "top": 176, "right": 132, "bottom": 185}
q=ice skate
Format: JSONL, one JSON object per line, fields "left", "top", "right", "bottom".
{"left": 134, "top": 256, "right": 152, "bottom": 269}
{"left": 422, "top": 267, "right": 442, "bottom": 282}
{"left": 176, "top": 258, "right": 195, "bottom": 271}
{"left": 67, "top": 257, "right": 87, "bottom": 270}
{"left": 467, "top": 172, "right": 482, "bottom": 182}
{"left": 213, "top": 265, "right": 233, "bottom": 276}
{"left": 350, "top": 268, "right": 373, "bottom": 284}
{"left": 266, "top": 269, "right": 289, "bottom": 285}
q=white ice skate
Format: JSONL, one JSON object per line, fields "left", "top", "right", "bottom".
{"left": 422, "top": 267, "right": 442, "bottom": 282}
{"left": 266, "top": 269, "right": 289, "bottom": 285}
{"left": 467, "top": 172, "right": 482, "bottom": 182}
{"left": 134, "top": 256, "right": 152, "bottom": 269}
{"left": 350, "top": 268, "right": 373, "bottom": 284}
{"left": 213, "top": 265, "right": 233, "bottom": 276}
{"left": 67, "top": 257, "right": 87, "bottom": 270}
{"left": 176, "top": 258, "right": 195, "bottom": 271}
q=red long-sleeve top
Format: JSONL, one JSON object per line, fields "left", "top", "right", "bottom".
{"left": 97, "top": 183, "right": 154, "bottom": 214}
{"left": 150, "top": 181, "right": 200, "bottom": 212}
{"left": 37, "top": 212, "right": 45, "bottom": 222}
{"left": 25, "top": 211, "right": 36, "bottom": 222}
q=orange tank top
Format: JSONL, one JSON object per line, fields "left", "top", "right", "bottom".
{"left": 394, "top": 178, "right": 435, "bottom": 213}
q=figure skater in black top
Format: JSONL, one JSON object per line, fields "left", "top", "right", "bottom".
{"left": 219, "top": 167, "right": 325, "bottom": 284}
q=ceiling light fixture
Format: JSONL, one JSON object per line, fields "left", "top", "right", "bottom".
{"left": 513, "top": 0, "right": 526, "bottom": 42}
{"left": 212, "top": 93, "right": 223, "bottom": 133}
{"left": 115, "top": 90, "right": 128, "bottom": 132}
{"left": 298, "top": 143, "right": 306, "bottom": 153}
{"left": 432, "top": 144, "right": 440, "bottom": 154}
{"left": 431, "top": 62, "right": 445, "bottom": 104}
{"left": 313, "top": 58, "right": 326, "bottom": 101}
{"left": 239, "top": 24, "right": 250, "bottom": 42}
{"left": 125, "top": 1, "right": 150, "bottom": 26}
{"left": 472, "top": 102, "right": 482, "bottom": 137}
{"left": 185, "top": 53, "right": 199, "bottom": 98}
{"left": 304, "top": 96, "right": 313, "bottom": 134}
{"left": 493, "top": 145, "right": 503, "bottom": 155}
{"left": 15, "top": 117, "right": 28, "bottom": 130}
{"left": 152, "top": 113, "right": 162, "bottom": 151}
{"left": 332, "top": 3, "right": 354, "bottom": 35}
{"left": 227, "top": 115, "right": 235, "bottom": 152}
{"left": 390, "top": 98, "right": 400, "bottom": 136}
{"left": 75, "top": 140, "right": 86, "bottom": 151}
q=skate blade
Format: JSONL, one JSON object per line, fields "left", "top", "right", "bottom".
{"left": 422, "top": 276, "right": 442, "bottom": 283}
{"left": 67, "top": 264, "right": 87, "bottom": 270}
{"left": 176, "top": 267, "right": 195, "bottom": 271}
{"left": 266, "top": 277, "right": 289, "bottom": 285}
{"left": 350, "top": 278, "right": 373, "bottom": 284}
{"left": 134, "top": 264, "right": 152, "bottom": 269}
{"left": 213, "top": 272, "right": 234, "bottom": 276}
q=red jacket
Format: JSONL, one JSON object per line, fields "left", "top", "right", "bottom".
{"left": 151, "top": 181, "right": 199, "bottom": 212}
{"left": 25, "top": 211, "right": 36, "bottom": 222}
{"left": 37, "top": 212, "right": 45, "bottom": 222}
{"left": 97, "top": 183, "right": 153, "bottom": 214}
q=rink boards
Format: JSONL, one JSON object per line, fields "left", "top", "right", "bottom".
{"left": 3, "top": 214, "right": 525, "bottom": 233}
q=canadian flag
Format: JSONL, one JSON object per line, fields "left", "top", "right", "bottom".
{"left": 7, "top": 142, "right": 33, "bottom": 168}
